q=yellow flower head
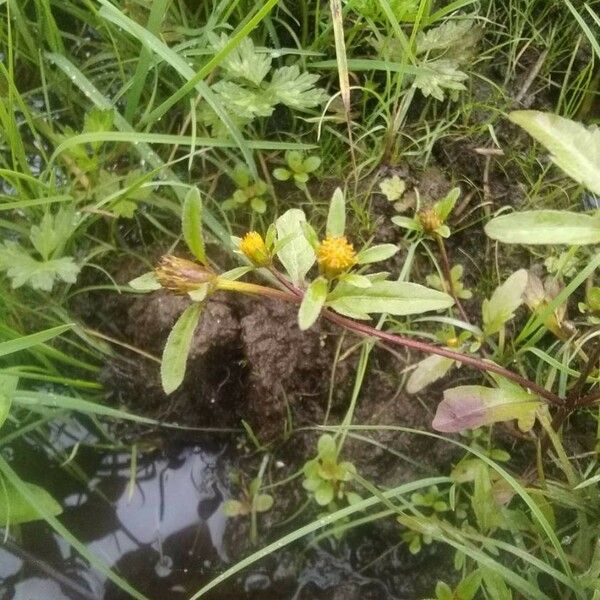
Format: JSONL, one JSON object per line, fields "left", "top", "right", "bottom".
{"left": 155, "top": 255, "right": 216, "bottom": 294}
{"left": 316, "top": 235, "right": 357, "bottom": 278}
{"left": 417, "top": 208, "right": 443, "bottom": 233}
{"left": 239, "top": 231, "right": 271, "bottom": 266}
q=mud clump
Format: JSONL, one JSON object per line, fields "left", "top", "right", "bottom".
{"left": 101, "top": 290, "right": 342, "bottom": 440}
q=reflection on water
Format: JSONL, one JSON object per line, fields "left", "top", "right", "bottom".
{"left": 0, "top": 420, "right": 404, "bottom": 600}
{"left": 0, "top": 419, "right": 231, "bottom": 600}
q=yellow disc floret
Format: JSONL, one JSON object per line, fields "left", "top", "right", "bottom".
{"left": 316, "top": 235, "right": 357, "bottom": 278}
{"left": 239, "top": 231, "right": 271, "bottom": 266}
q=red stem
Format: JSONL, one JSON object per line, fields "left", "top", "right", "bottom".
{"left": 263, "top": 268, "right": 564, "bottom": 407}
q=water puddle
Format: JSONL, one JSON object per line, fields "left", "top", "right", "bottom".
{"left": 0, "top": 420, "right": 407, "bottom": 599}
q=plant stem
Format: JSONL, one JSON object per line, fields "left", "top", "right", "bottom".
{"left": 435, "top": 234, "right": 470, "bottom": 323}
{"left": 251, "top": 268, "right": 563, "bottom": 407}
{"left": 322, "top": 310, "right": 563, "bottom": 406}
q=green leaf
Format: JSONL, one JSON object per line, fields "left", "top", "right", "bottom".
{"left": 412, "top": 59, "right": 468, "bottom": 101}
{"left": 298, "top": 277, "right": 328, "bottom": 330}
{"left": 482, "top": 269, "right": 528, "bottom": 336}
{"left": 222, "top": 499, "right": 246, "bottom": 517}
{"left": 111, "top": 199, "right": 137, "bottom": 218}
{"left": 250, "top": 197, "right": 266, "bottom": 213}
{"left": 160, "top": 303, "right": 203, "bottom": 394}
{"left": 275, "top": 209, "right": 316, "bottom": 285}
{"left": 485, "top": 210, "right": 600, "bottom": 245}
{"left": 317, "top": 434, "right": 337, "bottom": 458}
{"left": 435, "top": 187, "right": 460, "bottom": 221}
{"left": 406, "top": 354, "right": 455, "bottom": 394}
{"left": 215, "top": 35, "right": 272, "bottom": 86}
{"left": 272, "top": 167, "right": 291, "bottom": 181}
{"left": 509, "top": 110, "right": 600, "bottom": 195}
{"left": 29, "top": 207, "right": 77, "bottom": 260}
{"left": 314, "top": 481, "right": 334, "bottom": 506}
{"left": 417, "top": 19, "right": 478, "bottom": 55}
{"left": 432, "top": 385, "right": 541, "bottom": 433}
{"left": 0, "top": 375, "right": 17, "bottom": 430}
{"left": 0, "top": 242, "right": 80, "bottom": 291}
{"left": 182, "top": 187, "right": 206, "bottom": 263}
{"left": 391, "top": 215, "right": 421, "bottom": 231}
{"left": 129, "top": 271, "right": 161, "bottom": 292}
{"left": 254, "top": 493, "right": 274, "bottom": 513}
{"left": 327, "top": 280, "right": 454, "bottom": 318}
{"left": 356, "top": 243, "right": 398, "bottom": 264}
{"left": 0, "top": 474, "right": 62, "bottom": 526}
{"left": 0, "top": 325, "right": 73, "bottom": 358}
{"left": 303, "top": 155, "right": 321, "bottom": 173}
{"left": 379, "top": 175, "right": 406, "bottom": 201}
{"left": 455, "top": 570, "right": 482, "bottom": 600}
{"left": 212, "top": 80, "right": 276, "bottom": 119}
{"left": 326, "top": 187, "right": 346, "bottom": 237}
{"left": 268, "top": 65, "right": 328, "bottom": 110}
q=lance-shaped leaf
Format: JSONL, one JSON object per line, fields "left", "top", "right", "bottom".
{"left": 0, "top": 475, "right": 62, "bottom": 526}
{"left": 482, "top": 269, "right": 528, "bottom": 336}
{"left": 0, "top": 375, "right": 18, "bottom": 430}
{"left": 275, "top": 209, "right": 316, "bottom": 285}
{"left": 182, "top": 187, "right": 206, "bottom": 263}
{"left": 485, "top": 210, "right": 600, "bottom": 246}
{"left": 432, "top": 385, "right": 541, "bottom": 433}
{"left": 356, "top": 244, "right": 398, "bottom": 264}
{"left": 161, "top": 303, "right": 203, "bottom": 394}
{"left": 509, "top": 110, "right": 600, "bottom": 195}
{"left": 298, "top": 277, "right": 328, "bottom": 330}
{"left": 406, "top": 354, "right": 455, "bottom": 394}
{"left": 129, "top": 271, "right": 161, "bottom": 292}
{"left": 326, "top": 187, "right": 346, "bottom": 237}
{"left": 327, "top": 280, "right": 454, "bottom": 318}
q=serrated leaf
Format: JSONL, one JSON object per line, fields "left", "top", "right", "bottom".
{"left": 268, "top": 65, "right": 328, "bottom": 110}
{"left": 485, "top": 210, "right": 600, "bottom": 245}
{"left": 412, "top": 59, "right": 468, "bottom": 101}
{"left": 379, "top": 175, "right": 406, "bottom": 201}
{"left": 275, "top": 209, "right": 316, "bottom": 285}
{"left": 0, "top": 475, "right": 62, "bottom": 526}
{"left": 182, "top": 187, "right": 205, "bottom": 263}
{"left": 298, "top": 277, "right": 328, "bottom": 330}
{"left": 0, "top": 242, "right": 80, "bottom": 291}
{"left": 356, "top": 244, "right": 398, "bottom": 264}
{"left": 111, "top": 199, "right": 137, "bottom": 218}
{"left": 327, "top": 280, "right": 454, "bottom": 318}
{"left": 212, "top": 81, "right": 276, "bottom": 119}
{"left": 416, "top": 19, "right": 477, "bottom": 54}
{"left": 129, "top": 271, "right": 161, "bottom": 292}
{"left": 216, "top": 36, "right": 272, "bottom": 86}
{"left": 482, "top": 269, "right": 528, "bottom": 336}
{"left": 406, "top": 354, "right": 455, "bottom": 394}
{"left": 432, "top": 385, "right": 541, "bottom": 433}
{"left": 326, "top": 187, "right": 346, "bottom": 237}
{"left": 161, "top": 303, "right": 203, "bottom": 394}
{"left": 29, "top": 207, "right": 77, "bottom": 260}
{"left": 509, "top": 110, "right": 600, "bottom": 195}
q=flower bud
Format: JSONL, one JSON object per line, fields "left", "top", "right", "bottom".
{"left": 154, "top": 255, "right": 216, "bottom": 294}
{"left": 417, "top": 208, "right": 443, "bottom": 233}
